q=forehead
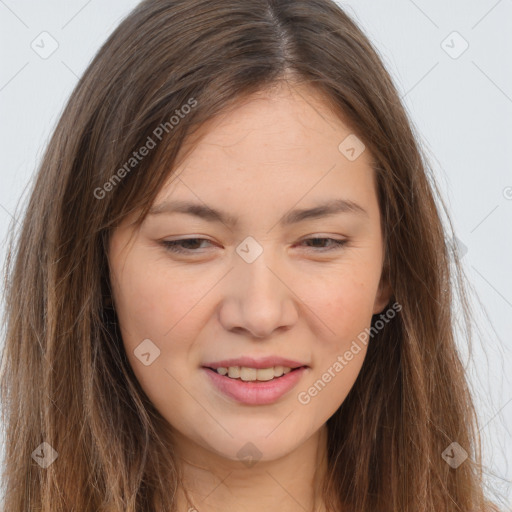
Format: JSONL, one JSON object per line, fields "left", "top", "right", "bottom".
{"left": 161, "top": 82, "right": 374, "bottom": 193}
{"left": 176, "top": 82, "right": 369, "bottom": 166}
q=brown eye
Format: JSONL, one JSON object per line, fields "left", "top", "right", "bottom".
{"left": 161, "top": 238, "right": 214, "bottom": 254}
{"left": 299, "top": 237, "right": 347, "bottom": 251}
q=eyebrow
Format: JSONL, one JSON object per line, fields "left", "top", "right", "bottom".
{"left": 147, "top": 198, "right": 368, "bottom": 227}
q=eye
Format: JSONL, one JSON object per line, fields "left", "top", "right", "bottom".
{"left": 161, "top": 238, "right": 215, "bottom": 254}
{"left": 161, "top": 236, "right": 348, "bottom": 255}
{"left": 297, "top": 237, "right": 348, "bottom": 251}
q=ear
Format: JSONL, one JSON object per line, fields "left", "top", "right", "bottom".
{"left": 372, "top": 272, "right": 393, "bottom": 315}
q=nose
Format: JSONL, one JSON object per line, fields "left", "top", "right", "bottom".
{"left": 218, "top": 251, "right": 298, "bottom": 339}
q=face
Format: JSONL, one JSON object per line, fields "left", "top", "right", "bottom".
{"left": 108, "top": 81, "right": 391, "bottom": 464}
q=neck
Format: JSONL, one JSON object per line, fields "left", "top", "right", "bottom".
{"left": 173, "top": 424, "right": 332, "bottom": 512}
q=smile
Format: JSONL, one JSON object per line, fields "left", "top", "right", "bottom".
{"left": 203, "top": 366, "right": 308, "bottom": 405}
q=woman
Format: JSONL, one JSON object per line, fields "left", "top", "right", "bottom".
{"left": 0, "top": 0, "right": 501, "bottom": 510}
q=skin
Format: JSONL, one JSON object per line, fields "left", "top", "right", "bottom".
{"left": 109, "top": 81, "right": 392, "bottom": 512}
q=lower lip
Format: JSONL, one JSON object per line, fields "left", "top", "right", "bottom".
{"left": 202, "top": 366, "right": 308, "bottom": 405}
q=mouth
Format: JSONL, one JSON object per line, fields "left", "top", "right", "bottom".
{"left": 203, "top": 365, "right": 308, "bottom": 382}
{"left": 201, "top": 364, "right": 309, "bottom": 405}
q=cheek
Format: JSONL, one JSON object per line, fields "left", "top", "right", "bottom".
{"left": 297, "top": 265, "right": 378, "bottom": 348}
{"left": 111, "top": 250, "right": 209, "bottom": 346}
{"left": 294, "top": 274, "right": 374, "bottom": 416}
{"left": 110, "top": 252, "right": 207, "bottom": 405}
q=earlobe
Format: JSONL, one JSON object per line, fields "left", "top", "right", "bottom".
{"left": 372, "top": 276, "right": 393, "bottom": 315}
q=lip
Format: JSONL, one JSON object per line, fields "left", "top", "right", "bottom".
{"left": 203, "top": 366, "right": 308, "bottom": 405}
{"left": 202, "top": 356, "right": 308, "bottom": 370}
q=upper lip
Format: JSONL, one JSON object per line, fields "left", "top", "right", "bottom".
{"left": 202, "top": 356, "right": 309, "bottom": 370}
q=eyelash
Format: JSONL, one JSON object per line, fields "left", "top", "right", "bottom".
{"left": 161, "top": 237, "right": 348, "bottom": 254}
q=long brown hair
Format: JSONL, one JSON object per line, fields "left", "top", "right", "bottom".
{"left": 0, "top": 0, "right": 501, "bottom": 510}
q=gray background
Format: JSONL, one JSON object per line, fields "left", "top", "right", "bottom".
{"left": 0, "top": 0, "right": 511, "bottom": 508}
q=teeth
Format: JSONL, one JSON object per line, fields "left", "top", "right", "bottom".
{"left": 227, "top": 366, "right": 239, "bottom": 378}
{"left": 215, "top": 365, "right": 295, "bottom": 381}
